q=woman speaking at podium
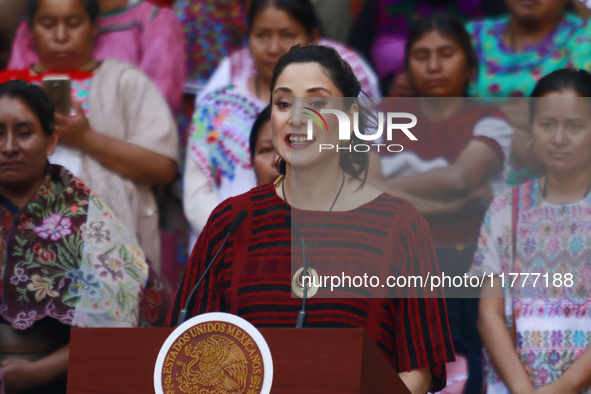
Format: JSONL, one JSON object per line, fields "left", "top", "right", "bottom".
{"left": 168, "top": 45, "right": 455, "bottom": 394}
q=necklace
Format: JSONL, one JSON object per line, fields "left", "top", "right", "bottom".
{"left": 283, "top": 172, "right": 346, "bottom": 298}
{"left": 541, "top": 176, "right": 591, "bottom": 200}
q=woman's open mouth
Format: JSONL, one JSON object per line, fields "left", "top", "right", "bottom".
{"left": 285, "top": 133, "right": 316, "bottom": 148}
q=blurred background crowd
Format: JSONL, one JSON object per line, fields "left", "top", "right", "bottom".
{"left": 2, "top": 0, "right": 591, "bottom": 393}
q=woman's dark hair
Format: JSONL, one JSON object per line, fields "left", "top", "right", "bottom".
{"left": 529, "top": 68, "right": 591, "bottom": 123}
{"left": 247, "top": 0, "right": 322, "bottom": 39}
{"left": 26, "top": 0, "right": 101, "bottom": 26}
{"left": 270, "top": 45, "right": 371, "bottom": 184}
{"left": 250, "top": 105, "right": 272, "bottom": 164}
{"left": 0, "top": 80, "right": 55, "bottom": 136}
{"left": 405, "top": 13, "right": 478, "bottom": 95}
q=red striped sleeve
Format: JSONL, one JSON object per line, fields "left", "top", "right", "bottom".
{"left": 165, "top": 200, "right": 233, "bottom": 326}
{"left": 385, "top": 209, "right": 454, "bottom": 391}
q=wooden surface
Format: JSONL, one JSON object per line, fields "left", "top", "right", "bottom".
{"left": 67, "top": 327, "right": 410, "bottom": 394}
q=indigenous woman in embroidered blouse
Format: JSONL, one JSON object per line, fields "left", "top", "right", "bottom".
{"left": 0, "top": 81, "right": 159, "bottom": 393}
{"left": 369, "top": 15, "right": 513, "bottom": 383}
{"left": 169, "top": 45, "right": 454, "bottom": 394}
{"left": 474, "top": 69, "right": 591, "bottom": 394}
{"left": 183, "top": 0, "right": 323, "bottom": 239}
{"left": 466, "top": 0, "right": 591, "bottom": 188}
{"left": 0, "top": 0, "right": 180, "bottom": 271}
{"left": 8, "top": 0, "right": 185, "bottom": 111}
{"left": 195, "top": 0, "right": 380, "bottom": 103}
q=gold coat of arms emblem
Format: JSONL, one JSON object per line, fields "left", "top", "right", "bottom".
{"left": 155, "top": 313, "right": 273, "bottom": 394}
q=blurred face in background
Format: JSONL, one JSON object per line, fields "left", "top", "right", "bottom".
{"left": 31, "top": 0, "right": 97, "bottom": 71}
{"left": 408, "top": 30, "right": 473, "bottom": 97}
{"left": 0, "top": 96, "right": 57, "bottom": 190}
{"left": 531, "top": 90, "right": 591, "bottom": 176}
{"left": 249, "top": 7, "right": 313, "bottom": 83}
{"left": 253, "top": 120, "right": 279, "bottom": 185}
{"left": 505, "top": 0, "right": 569, "bottom": 23}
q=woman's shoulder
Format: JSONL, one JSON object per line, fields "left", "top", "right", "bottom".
{"left": 565, "top": 12, "right": 589, "bottom": 29}
{"left": 486, "top": 180, "right": 540, "bottom": 216}
{"left": 465, "top": 15, "right": 509, "bottom": 31}
{"left": 357, "top": 186, "right": 425, "bottom": 228}
{"left": 0, "top": 68, "right": 34, "bottom": 84}
{"left": 99, "top": 1, "right": 170, "bottom": 24}
{"left": 201, "top": 83, "right": 252, "bottom": 102}
{"left": 209, "top": 183, "right": 279, "bottom": 227}
{"left": 197, "top": 84, "right": 264, "bottom": 118}
{"left": 94, "top": 59, "right": 152, "bottom": 85}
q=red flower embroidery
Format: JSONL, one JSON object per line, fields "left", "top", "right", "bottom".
{"left": 18, "top": 216, "right": 34, "bottom": 230}
{"left": 33, "top": 243, "right": 55, "bottom": 262}
{"left": 139, "top": 288, "right": 162, "bottom": 323}
{"left": 38, "top": 183, "right": 53, "bottom": 198}
{"left": 75, "top": 180, "right": 91, "bottom": 196}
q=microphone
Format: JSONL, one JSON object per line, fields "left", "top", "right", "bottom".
{"left": 177, "top": 210, "right": 248, "bottom": 326}
{"left": 284, "top": 215, "right": 308, "bottom": 328}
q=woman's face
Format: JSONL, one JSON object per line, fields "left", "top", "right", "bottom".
{"left": 408, "top": 30, "right": 472, "bottom": 97}
{"left": 532, "top": 90, "right": 591, "bottom": 176}
{"left": 32, "top": 0, "right": 96, "bottom": 71}
{"left": 505, "top": 0, "right": 569, "bottom": 22}
{"left": 253, "top": 120, "right": 280, "bottom": 185}
{"left": 271, "top": 62, "right": 346, "bottom": 171}
{"left": 249, "top": 7, "right": 313, "bottom": 83}
{"left": 0, "top": 97, "right": 58, "bottom": 189}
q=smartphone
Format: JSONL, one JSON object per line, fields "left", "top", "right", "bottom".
{"left": 42, "top": 75, "right": 71, "bottom": 116}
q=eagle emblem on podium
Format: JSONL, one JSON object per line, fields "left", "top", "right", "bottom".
{"left": 177, "top": 335, "right": 248, "bottom": 393}
{"left": 156, "top": 314, "right": 272, "bottom": 394}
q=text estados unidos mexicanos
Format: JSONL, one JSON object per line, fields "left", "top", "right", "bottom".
{"left": 302, "top": 272, "right": 575, "bottom": 292}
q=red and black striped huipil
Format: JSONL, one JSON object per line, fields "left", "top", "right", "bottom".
{"left": 167, "top": 183, "right": 454, "bottom": 391}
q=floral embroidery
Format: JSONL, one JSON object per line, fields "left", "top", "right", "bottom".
{"left": 66, "top": 269, "right": 101, "bottom": 298}
{"left": 81, "top": 219, "right": 112, "bottom": 247}
{"left": 139, "top": 284, "right": 162, "bottom": 323}
{"left": 17, "top": 216, "right": 33, "bottom": 230}
{"left": 473, "top": 180, "right": 591, "bottom": 393}
{"left": 551, "top": 331, "right": 563, "bottom": 347}
{"left": 537, "top": 367, "right": 549, "bottom": 385}
{"left": 547, "top": 350, "right": 560, "bottom": 366}
{"left": 1, "top": 165, "right": 160, "bottom": 330}
{"left": 10, "top": 267, "right": 27, "bottom": 285}
{"left": 33, "top": 214, "right": 72, "bottom": 241}
{"left": 32, "top": 243, "right": 55, "bottom": 263}
{"left": 92, "top": 254, "right": 124, "bottom": 283}
{"left": 189, "top": 85, "right": 265, "bottom": 189}
{"left": 573, "top": 330, "right": 585, "bottom": 347}
{"left": 27, "top": 275, "right": 59, "bottom": 302}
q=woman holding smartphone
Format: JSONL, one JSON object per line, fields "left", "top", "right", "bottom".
{"left": 0, "top": 0, "right": 179, "bottom": 272}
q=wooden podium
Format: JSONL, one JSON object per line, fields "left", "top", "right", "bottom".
{"left": 67, "top": 327, "right": 411, "bottom": 394}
